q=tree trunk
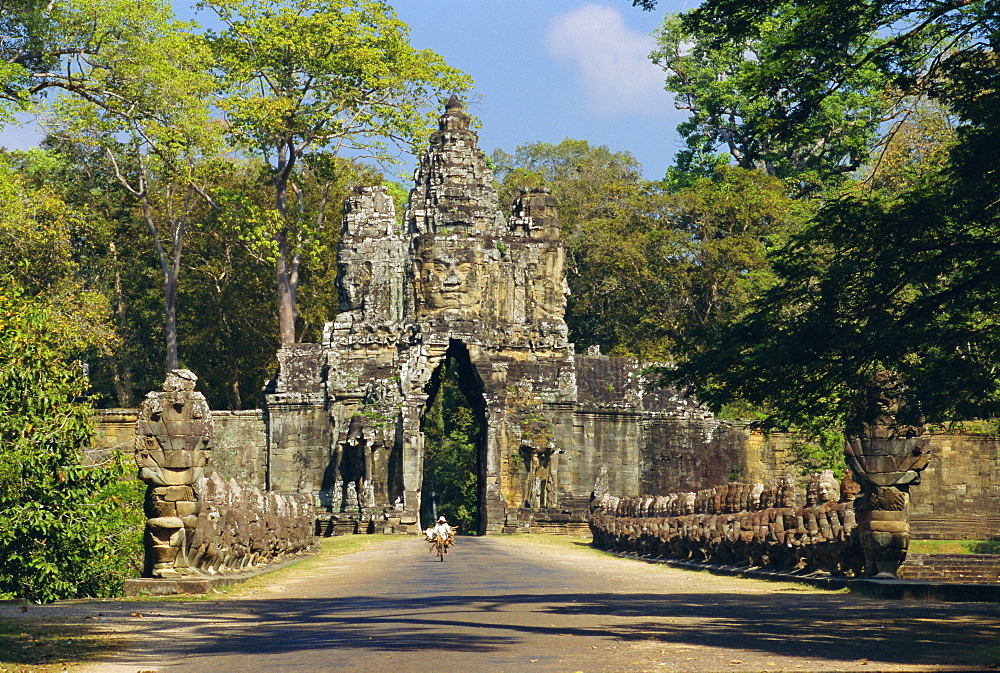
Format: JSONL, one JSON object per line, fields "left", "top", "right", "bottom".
{"left": 275, "top": 228, "right": 297, "bottom": 346}
{"left": 108, "top": 243, "right": 134, "bottom": 406}
{"left": 273, "top": 148, "right": 299, "bottom": 346}
{"left": 164, "top": 269, "right": 179, "bottom": 372}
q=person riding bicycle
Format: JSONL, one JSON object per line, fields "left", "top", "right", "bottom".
{"left": 431, "top": 515, "right": 453, "bottom": 543}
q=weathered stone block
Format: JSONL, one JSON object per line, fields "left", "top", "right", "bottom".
{"left": 161, "top": 486, "right": 195, "bottom": 502}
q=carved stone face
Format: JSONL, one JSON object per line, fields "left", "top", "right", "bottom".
{"left": 338, "top": 260, "right": 373, "bottom": 312}
{"left": 818, "top": 471, "right": 839, "bottom": 504}
{"left": 415, "top": 240, "right": 480, "bottom": 312}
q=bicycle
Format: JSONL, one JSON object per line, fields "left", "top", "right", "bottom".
{"left": 433, "top": 534, "right": 448, "bottom": 561}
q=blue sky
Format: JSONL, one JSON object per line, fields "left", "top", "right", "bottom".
{"left": 391, "top": 1, "right": 692, "bottom": 178}
{"left": 0, "top": 1, "right": 693, "bottom": 179}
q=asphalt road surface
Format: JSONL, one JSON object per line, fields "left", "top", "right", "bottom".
{"left": 66, "top": 536, "right": 1000, "bottom": 672}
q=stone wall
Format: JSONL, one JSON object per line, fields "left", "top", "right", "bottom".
{"left": 906, "top": 431, "right": 1000, "bottom": 539}
{"left": 93, "top": 408, "right": 267, "bottom": 490}
{"left": 211, "top": 411, "right": 268, "bottom": 490}
{"left": 93, "top": 408, "right": 1000, "bottom": 540}
{"left": 737, "top": 430, "right": 1000, "bottom": 540}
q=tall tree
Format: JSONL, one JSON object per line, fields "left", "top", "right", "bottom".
{"left": 12, "top": 140, "right": 166, "bottom": 408}
{"left": 2, "top": 0, "right": 198, "bottom": 108}
{"left": 650, "top": 12, "right": 892, "bottom": 192}
{"left": 46, "top": 11, "right": 222, "bottom": 373}
{"left": 642, "top": 0, "right": 1000, "bottom": 429}
{"left": 205, "top": 0, "right": 471, "bottom": 345}
{"left": 569, "top": 167, "right": 809, "bottom": 358}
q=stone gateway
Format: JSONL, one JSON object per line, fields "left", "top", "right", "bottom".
{"left": 264, "top": 98, "right": 753, "bottom": 535}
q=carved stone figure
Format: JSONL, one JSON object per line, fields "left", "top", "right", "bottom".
{"left": 414, "top": 238, "right": 482, "bottom": 315}
{"left": 844, "top": 371, "right": 931, "bottom": 578}
{"left": 345, "top": 481, "right": 360, "bottom": 511}
{"left": 135, "top": 370, "right": 313, "bottom": 578}
{"left": 134, "top": 369, "right": 212, "bottom": 578}
{"left": 361, "top": 479, "right": 376, "bottom": 509}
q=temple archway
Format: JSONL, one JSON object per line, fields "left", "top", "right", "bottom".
{"left": 266, "top": 98, "right": 697, "bottom": 537}
{"left": 419, "top": 340, "right": 487, "bottom": 533}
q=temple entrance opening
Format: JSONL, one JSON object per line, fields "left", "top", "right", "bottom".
{"left": 420, "top": 340, "right": 486, "bottom": 535}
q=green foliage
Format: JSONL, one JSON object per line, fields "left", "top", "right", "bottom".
{"left": 664, "top": 129, "right": 1000, "bottom": 427}
{"left": 44, "top": 3, "right": 223, "bottom": 374}
{"left": 491, "top": 139, "right": 642, "bottom": 226}
{"left": 0, "top": 281, "right": 143, "bottom": 602}
{"left": 570, "top": 167, "right": 810, "bottom": 358}
{"left": 788, "top": 429, "right": 846, "bottom": 477}
{"left": 862, "top": 98, "right": 957, "bottom": 194}
{"left": 648, "top": 1, "right": 1000, "bottom": 432}
{"left": 651, "top": 10, "right": 888, "bottom": 192}
{"left": 204, "top": 0, "right": 472, "bottom": 345}
{"left": 493, "top": 141, "right": 809, "bottom": 360}
{"left": 420, "top": 360, "right": 481, "bottom": 535}
{"left": 910, "top": 539, "right": 1000, "bottom": 555}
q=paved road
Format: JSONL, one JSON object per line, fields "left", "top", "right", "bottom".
{"left": 48, "top": 536, "right": 1000, "bottom": 671}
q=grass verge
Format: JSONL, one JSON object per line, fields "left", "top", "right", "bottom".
{"left": 910, "top": 539, "right": 1000, "bottom": 555}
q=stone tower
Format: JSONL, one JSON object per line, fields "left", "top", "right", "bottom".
{"left": 264, "top": 98, "right": 715, "bottom": 535}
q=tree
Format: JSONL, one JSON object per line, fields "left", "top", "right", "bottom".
{"left": 862, "top": 97, "right": 957, "bottom": 194}
{"left": 491, "top": 139, "right": 642, "bottom": 228}
{"left": 569, "top": 167, "right": 809, "bottom": 358}
{"left": 491, "top": 140, "right": 660, "bottom": 354}
{"left": 46, "top": 9, "right": 222, "bottom": 373}
{"left": 663, "top": 125, "right": 1000, "bottom": 429}
{"left": 493, "top": 140, "right": 808, "bottom": 359}
{"left": 10, "top": 140, "right": 175, "bottom": 408}
{"left": 641, "top": 0, "right": 1000, "bottom": 430}
{"left": 205, "top": 0, "right": 471, "bottom": 345}
{"left": 0, "top": 152, "right": 116, "bottom": 354}
{"left": 650, "top": 12, "right": 892, "bottom": 192}
{"left": 0, "top": 157, "right": 145, "bottom": 600}
{"left": 179, "top": 156, "right": 391, "bottom": 409}
{"left": 0, "top": 280, "right": 143, "bottom": 602}
{"left": 2, "top": 0, "right": 200, "bottom": 108}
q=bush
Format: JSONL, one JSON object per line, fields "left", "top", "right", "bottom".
{"left": 0, "top": 281, "right": 143, "bottom": 602}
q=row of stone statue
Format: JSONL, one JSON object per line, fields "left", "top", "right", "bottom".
{"left": 590, "top": 471, "right": 868, "bottom": 576}
{"left": 182, "top": 473, "right": 313, "bottom": 576}
{"left": 135, "top": 370, "right": 314, "bottom": 578}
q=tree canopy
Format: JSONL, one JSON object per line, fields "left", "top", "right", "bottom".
{"left": 648, "top": 0, "right": 1000, "bottom": 429}
{"left": 205, "top": 0, "right": 472, "bottom": 345}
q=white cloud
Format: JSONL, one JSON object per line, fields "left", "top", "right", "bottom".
{"left": 546, "top": 3, "right": 671, "bottom": 118}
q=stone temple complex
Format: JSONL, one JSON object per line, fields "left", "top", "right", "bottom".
{"left": 263, "top": 96, "right": 715, "bottom": 534}
{"left": 103, "top": 98, "right": 998, "bottom": 585}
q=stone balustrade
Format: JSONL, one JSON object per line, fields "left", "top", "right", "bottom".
{"left": 185, "top": 472, "right": 313, "bottom": 574}
{"left": 589, "top": 471, "right": 867, "bottom": 576}
{"left": 136, "top": 369, "right": 314, "bottom": 578}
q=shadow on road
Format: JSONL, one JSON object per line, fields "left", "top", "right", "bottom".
{"left": 119, "top": 590, "right": 1000, "bottom": 668}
